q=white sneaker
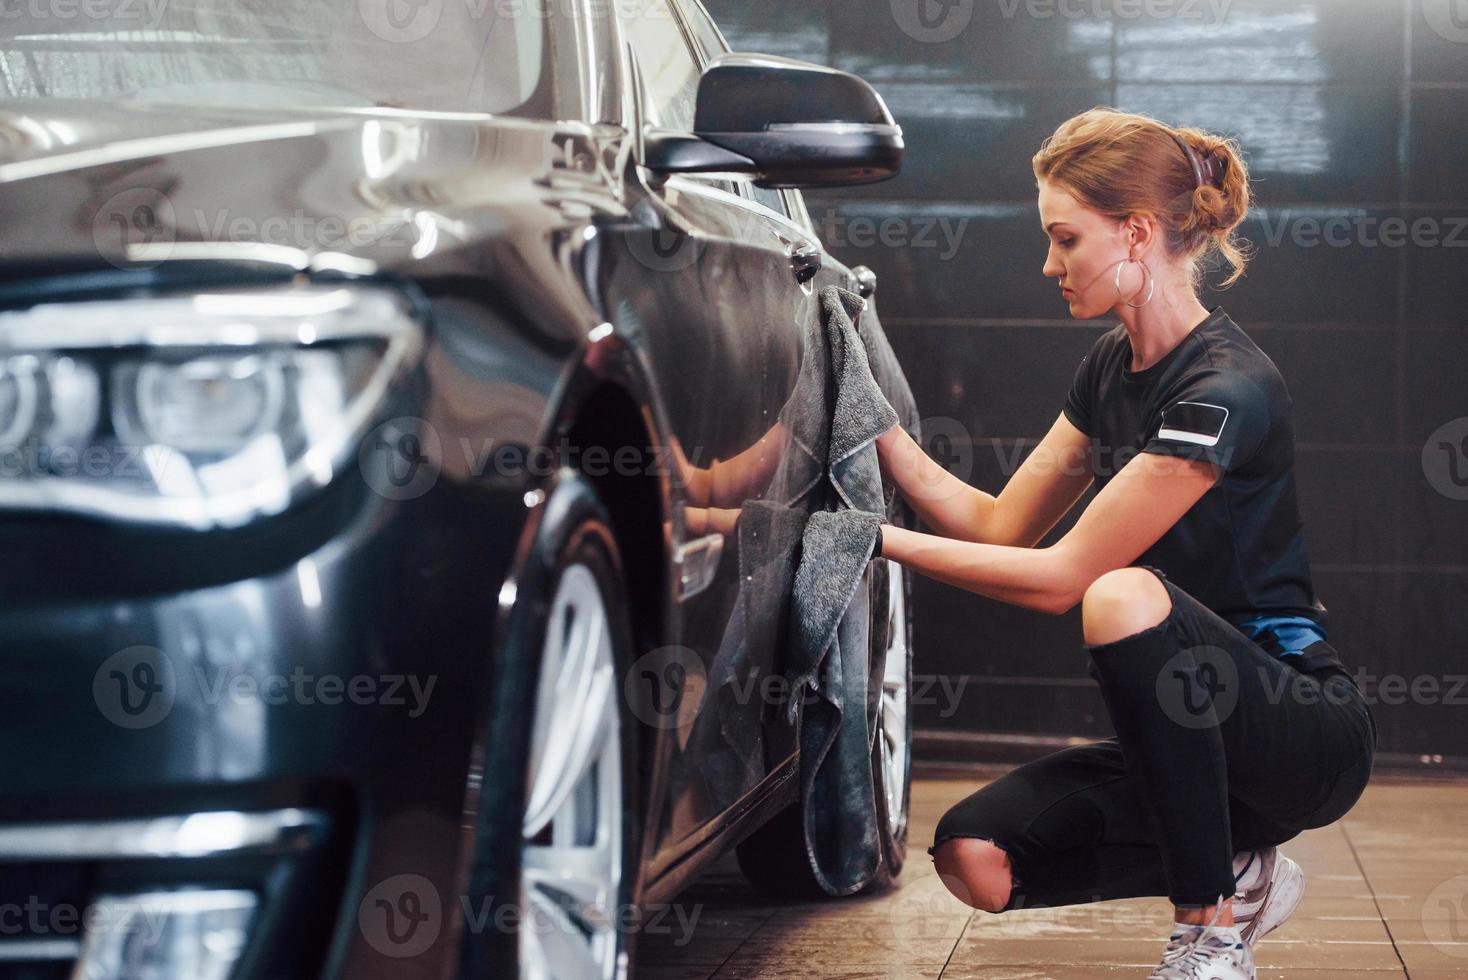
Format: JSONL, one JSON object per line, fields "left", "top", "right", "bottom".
{"left": 1147, "top": 926, "right": 1254, "bottom": 979}
{"left": 1231, "top": 847, "right": 1305, "bottom": 946}
{"left": 1147, "top": 899, "right": 1255, "bottom": 980}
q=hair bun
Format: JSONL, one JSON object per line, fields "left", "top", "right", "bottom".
{"left": 1200, "top": 146, "right": 1228, "bottom": 188}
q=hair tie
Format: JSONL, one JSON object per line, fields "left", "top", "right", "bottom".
{"left": 1169, "top": 130, "right": 1205, "bottom": 189}
{"left": 1169, "top": 131, "right": 1227, "bottom": 189}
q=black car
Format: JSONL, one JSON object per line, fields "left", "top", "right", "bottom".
{"left": 0, "top": 2, "right": 916, "bottom": 977}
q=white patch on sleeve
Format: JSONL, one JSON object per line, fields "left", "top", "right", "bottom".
{"left": 1157, "top": 401, "right": 1229, "bottom": 447}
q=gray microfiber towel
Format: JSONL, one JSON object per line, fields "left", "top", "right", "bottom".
{"left": 783, "top": 285, "right": 899, "bottom": 705}
{"left": 825, "top": 287, "right": 899, "bottom": 514}
{"left": 686, "top": 283, "right": 915, "bottom": 895}
{"left": 785, "top": 286, "right": 909, "bottom": 896}
{"left": 682, "top": 498, "right": 809, "bottom": 812}
{"left": 851, "top": 289, "right": 923, "bottom": 505}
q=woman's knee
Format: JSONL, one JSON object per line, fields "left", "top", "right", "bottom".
{"left": 1082, "top": 567, "right": 1172, "bottom": 647}
{"left": 931, "top": 837, "right": 1014, "bottom": 913}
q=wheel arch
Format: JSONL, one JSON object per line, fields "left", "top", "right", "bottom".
{"left": 541, "top": 323, "right": 682, "bottom": 888}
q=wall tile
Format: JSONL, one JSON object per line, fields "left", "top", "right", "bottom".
{"left": 809, "top": 201, "right": 1069, "bottom": 320}
{"left": 1389, "top": 571, "right": 1468, "bottom": 754}
{"left": 1403, "top": 208, "right": 1468, "bottom": 327}
{"left": 913, "top": 679, "right": 1112, "bottom": 737}
{"left": 1311, "top": 567, "right": 1400, "bottom": 750}
{"left": 1410, "top": 0, "right": 1468, "bottom": 83}
{"left": 828, "top": 3, "right": 1113, "bottom": 83}
{"left": 1408, "top": 87, "right": 1468, "bottom": 204}
{"left": 891, "top": 323, "right": 1101, "bottom": 440}
{"left": 1115, "top": 0, "right": 1406, "bottom": 83}
{"left": 1310, "top": 567, "right": 1398, "bottom": 672}
{"left": 1116, "top": 85, "right": 1402, "bottom": 204}
{"left": 840, "top": 84, "right": 1112, "bottom": 201}
{"left": 912, "top": 575, "right": 1086, "bottom": 681}
{"left": 1401, "top": 453, "right": 1468, "bottom": 566}
{"left": 1401, "top": 332, "right": 1468, "bottom": 564}
{"left": 1294, "top": 448, "right": 1401, "bottom": 564}
{"left": 1403, "top": 327, "right": 1468, "bottom": 445}
{"left": 698, "top": 0, "right": 829, "bottom": 62}
{"left": 1215, "top": 211, "right": 1400, "bottom": 324}
{"left": 1244, "top": 325, "right": 1397, "bottom": 444}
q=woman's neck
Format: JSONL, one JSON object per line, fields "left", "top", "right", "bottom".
{"left": 1117, "top": 291, "right": 1213, "bottom": 372}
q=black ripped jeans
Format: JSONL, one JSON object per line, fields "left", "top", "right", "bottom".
{"left": 928, "top": 565, "right": 1377, "bottom": 909}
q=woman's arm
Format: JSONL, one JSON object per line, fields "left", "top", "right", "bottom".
{"left": 877, "top": 412, "right": 1095, "bottom": 547}
{"left": 879, "top": 451, "right": 1219, "bottom": 614}
{"left": 669, "top": 421, "right": 787, "bottom": 511}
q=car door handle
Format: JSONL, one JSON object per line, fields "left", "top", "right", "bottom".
{"left": 789, "top": 242, "right": 821, "bottom": 284}
{"left": 673, "top": 532, "right": 724, "bottom": 602}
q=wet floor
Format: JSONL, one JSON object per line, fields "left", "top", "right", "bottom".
{"left": 636, "top": 773, "right": 1468, "bottom": 979}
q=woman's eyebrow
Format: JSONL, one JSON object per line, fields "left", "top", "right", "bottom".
{"left": 1044, "top": 222, "right": 1073, "bottom": 233}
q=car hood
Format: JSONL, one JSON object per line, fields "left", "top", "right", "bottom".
{"left": 0, "top": 99, "right": 625, "bottom": 275}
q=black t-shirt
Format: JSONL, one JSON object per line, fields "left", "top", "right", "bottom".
{"left": 1062, "top": 306, "right": 1330, "bottom": 636}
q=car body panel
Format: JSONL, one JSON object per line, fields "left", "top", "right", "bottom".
{"left": 0, "top": 0, "right": 900, "bottom": 972}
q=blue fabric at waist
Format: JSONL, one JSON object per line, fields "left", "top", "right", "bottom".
{"left": 1236, "top": 613, "right": 1328, "bottom": 658}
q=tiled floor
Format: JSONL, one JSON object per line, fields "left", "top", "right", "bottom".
{"left": 636, "top": 774, "right": 1468, "bottom": 979}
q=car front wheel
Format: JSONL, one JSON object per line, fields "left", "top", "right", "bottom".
{"left": 463, "top": 472, "right": 639, "bottom": 980}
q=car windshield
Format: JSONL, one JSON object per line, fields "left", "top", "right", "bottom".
{"left": 0, "top": 0, "right": 551, "bottom": 116}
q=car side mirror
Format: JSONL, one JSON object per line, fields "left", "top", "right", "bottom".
{"left": 644, "top": 53, "right": 903, "bottom": 189}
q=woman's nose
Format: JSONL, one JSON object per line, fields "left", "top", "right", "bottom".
{"left": 1042, "top": 251, "right": 1063, "bottom": 279}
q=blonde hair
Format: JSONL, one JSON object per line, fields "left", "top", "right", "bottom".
{"left": 1032, "top": 107, "right": 1253, "bottom": 287}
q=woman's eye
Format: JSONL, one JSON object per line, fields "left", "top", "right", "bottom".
{"left": 1057, "top": 238, "right": 1074, "bottom": 248}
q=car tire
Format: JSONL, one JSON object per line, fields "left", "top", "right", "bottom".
{"left": 863, "top": 498, "right": 915, "bottom": 890}
{"left": 734, "top": 500, "right": 914, "bottom": 898}
{"left": 461, "top": 470, "right": 640, "bottom": 980}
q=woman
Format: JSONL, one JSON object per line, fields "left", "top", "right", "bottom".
{"left": 871, "top": 108, "right": 1376, "bottom": 980}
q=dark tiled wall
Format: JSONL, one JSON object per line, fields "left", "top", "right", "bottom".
{"left": 706, "top": 0, "right": 1468, "bottom": 763}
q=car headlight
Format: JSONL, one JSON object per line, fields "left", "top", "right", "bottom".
{"left": 0, "top": 285, "right": 423, "bottom": 528}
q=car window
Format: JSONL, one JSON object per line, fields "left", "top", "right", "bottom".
{"left": 734, "top": 180, "right": 790, "bottom": 219}
{"left": 621, "top": 0, "right": 700, "bottom": 132}
{"left": 0, "top": 1, "right": 563, "bottom": 117}
{"left": 784, "top": 189, "right": 818, "bottom": 238}
{"left": 673, "top": 0, "right": 730, "bottom": 63}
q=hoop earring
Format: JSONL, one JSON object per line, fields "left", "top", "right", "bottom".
{"left": 1114, "top": 256, "right": 1155, "bottom": 308}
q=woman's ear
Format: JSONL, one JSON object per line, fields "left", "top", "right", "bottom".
{"left": 1123, "top": 212, "right": 1161, "bottom": 255}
